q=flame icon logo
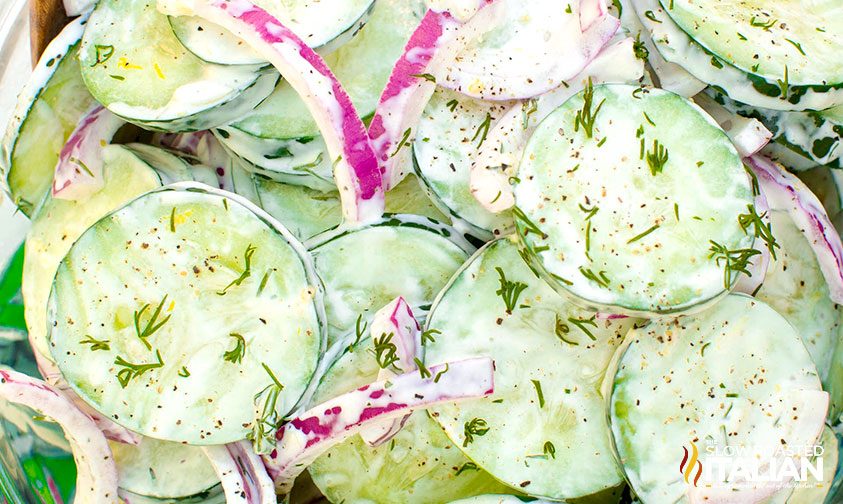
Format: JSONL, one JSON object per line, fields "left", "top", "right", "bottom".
{"left": 679, "top": 441, "right": 703, "bottom": 486}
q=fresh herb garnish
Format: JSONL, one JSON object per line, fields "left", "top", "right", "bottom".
{"left": 217, "top": 244, "right": 256, "bottom": 296}
{"left": 249, "top": 363, "right": 285, "bottom": 454}
{"left": 554, "top": 315, "right": 578, "bottom": 345}
{"left": 178, "top": 366, "right": 190, "bottom": 377}
{"left": 93, "top": 45, "right": 115, "bottom": 66}
{"left": 646, "top": 139, "right": 669, "bottom": 175}
{"left": 495, "top": 267, "right": 528, "bottom": 314}
{"left": 133, "top": 295, "right": 173, "bottom": 350}
{"left": 627, "top": 223, "right": 661, "bottom": 244}
{"left": 579, "top": 267, "right": 610, "bottom": 288}
{"left": 114, "top": 351, "right": 164, "bottom": 388}
{"left": 414, "top": 358, "right": 432, "bottom": 379}
{"left": 463, "top": 418, "right": 490, "bottom": 447}
{"left": 543, "top": 441, "right": 556, "bottom": 459}
{"left": 574, "top": 78, "right": 606, "bottom": 139}
{"left": 421, "top": 328, "right": 440, "bottom": 346}
{"left": 633, "top": 34, "right": 649, "bottom": 61}
{"left": 446, "top": 99, "right": 459, "bottom": 112}
{"left": 738, "top": 204, "right": 779, "bottom": 259}
{"left": 708, "top": 241, "right": 761, "bottom": 289}
{"left": 369, "top": 333, "right": 401, "bottom": 371}
{"left": 390, "top": 128, "right": 413, "bottom": 158}
{"left": 644, "top": 10, "right": 661, "bottom": 23}
{"left": 512, "top": 206, "right": 548, "bottom": 239}
{"left": 579, "top": 203, "right": 599, "bottom": 261}
{"left": 455, "top": 462, "right": 479, "bottom": 476}
{"left": 521, "top": 99, "right": 538, "bottom": 129}
{"left": 80, "top": 335, "right": 110, "bottom": 352}
{"left": 223, "top": 333, "right": 246, "bottom": 364}
{"left": 785, "top": 38, "right": 806, "bottom": 56}
{"left": 749, "top": 16, "right": 777, "bottom": 30}
{"left": 412, "top": 73, "right": 436, "bottom": 83}
{"left": 568, "top": 315, "right": 598, "bottom": 340}
{"left": 776, "top": 66, "right": 789, "bottom": 100}
{"left": 433, "top": 363, "right": 449, "bottom": 383}
{"left": 531, "top": 379, "right": 545, "bottom": 408}
{"left": 472, "top": 113, "right": 493, "bottom": 148}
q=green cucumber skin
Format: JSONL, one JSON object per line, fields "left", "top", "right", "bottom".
{"left": 425, "top": 238, "right": 638, "bottom": 501}
{"left": 514, "top": 84, "right": 753, "bottom": 316}
{"left": 48, "top": 184, "right": 324, "bottom": 445}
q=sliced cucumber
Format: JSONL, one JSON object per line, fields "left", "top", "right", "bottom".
{"left": 662, "top": 0, "right": 843, "bottom": 106}
{"left": 754, "top": 211, "right": 843, "bottom": 384}
{"left": 169, "top": 0, "right": 375, "bottom": 66}
{"left": 308, "top": 333, "right": 512, "bottom": 503}
{"left": 709, "top": 91, "right": 843, "bottom": 169}
{"left": 797, "top": 167, "right": 843, "bottom": 218}
{"left": 48, "top": 184, "right": 323, "bottom": 445}
{"left": 309, "top": 215, "right": 472, "bottom": 347}
{"left": 633, "top": 0, "right": 843, "bottom": 111}
{"left": 385, "top": 175, "right": 452, "bottom": 225}
{"left": 111, "top": 437, "right": 219, "bottom": 499}
{"left": 23, "top": 145, "right": 163, "bottom": 368}
{"left": 413, "top": 88, "right": 515, "bottom": 240}
{"left": 609, "top": 294, "right": 827, "bottom": 503}
{"left": 768, "top": 426, "right": 839, "bottom": 504}
{"left": 447, "top": 497, "right": 553, "bottom": 504}
{"left": 1, "top": 19, "right": 94, "bottom": 216}
{"left": 118, "top": 489, "right": 226, "bottom": 504}
{"left": 220, "top": 0, "right": 424, "bottom": 187}
{"left": 125, "top": 144, "right": 195, "bottom": 185}
{"left": 214, "top": 128, "right": 335, "bottom": 191}
{"left": 513, "top": 84, "right": 753, "bottom": 315}
{"left": 255, "top": 176, "right": 343, "bottom": 241}
{"left": 79, "top": 0, "right": 278, "bottom": 132}
{"left": 425, "top": 238, "right": 637, "bottom": 500}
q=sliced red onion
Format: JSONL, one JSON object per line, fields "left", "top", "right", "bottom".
{"left": 579, "top": 0, "right": 607, "bottom": 32}
{"left": 359, "top": 297, "right": 421, "bottom": 447}
{"left": 368, "top": 1, "right": 504, "bottom": 191}
{"left": 436, "top": 0, "right": 620, "bottom": 101}
{"left": 158, "top": 0, "right": 384, "bottom": 225}
{"left": 0, "top": 368, "right": 119, "bottom": 503}
{"left": 746, "top": 155, "right": 843, "bottom": 304}
{"left": 694, "top": 93, "right": 772, "bottom": 157}
{"left": 203, "top": 441, "right": 275, "bottom": 504}
{"left": 156, "top": 131, "right": 236, "bottom": 191}
{"left": 264, "top": 357, "right": 495, "bottom": 493}
{"left": 470, "top": 37, "right": 643, "bottom": 212}
{"left": 51, "top": 105, "right": 125, "bottom": 201}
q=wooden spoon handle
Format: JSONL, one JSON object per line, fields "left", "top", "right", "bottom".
{"left": 29, "top": 0, "right": 70, "bottom": 64}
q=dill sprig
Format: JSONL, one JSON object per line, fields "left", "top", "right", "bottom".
{"left": 133, "top": 295, "right": 173, "bottom": 350}
{"left": 433, "top": 363, "right": 449, "bottom": 383}
{"left": 512, "top": 206, "right": 548, "bottom": 239}
{"left": 421, "top": 328, "right": 440, "bottom": 346}
{"left": 80, "top": 335, "right": 110, "bottom": 352}
{"left": 368, "top": 333, "right": 402, "bottom": 371}
{"left": 218, "top": 244, "right": 257, "bottom": 296}
{"left": 749, "top": 16, "right": 777, "bottom": 30}
{"left": 414, "top": 358, "right": 432, "bottom": 379}
{"left": 463, "top": 418, "right": 490, "bottom": 447}
{"left": 544, "top": 441, "right": 556, "bottom": 459}
{"left": 495, "top": 267, "right": 528, "bottom": 314}
{"left": 777, "top": 66, "right": 789, "bottom": 100}
{"left": 472, "top": 113, "right": 493, "bottom": 148}
{"left": 521, "top": 99, "right": 538, "bottom": 129}
{"left": 554, "top": 315, "right": 578, "bottom": 346}
{"left": 455, "top": 462, "right": 479, "bottom": 476}
{"left": 646, "top": 139, "right": 669, "bottom": 176}
{"left": 568, "top": 315, "right": 598, "bottom": 340}
{"left": 390, "top": 128, "right": 413, "bottom": 158}
{"left": 708, "top": 241, "right": 761, "bottom": 289}
{"left": 114, "top": 350, "right": 164, "bottom": 388}
{"left": 627, "top": 223, "right": 661, "bottom": 244}
{"left": 531, "top": 379, "right": 545, "bottom": 408}
{"left": 633, "top": 34, "right": 649, "bottom": 61}
{"left": 579, "top": 203, "right": 599, "bottom": 260}
{"left": 744, "top": 164, "right": 760, "bottom": 196}
{"left": 574, "top": 78, "right": 606, "bottom": 139}
{"left": 347, "top": 314, "right": 369, "bottom": 352}
{"left": 446, "top": 99, "right": 459, "bottom": 112}
{"left": 248, "top": 363, "right": 285, "bottom": 455}
{"left": 579, "top": 267, "right": 610, "bottom": 288}
{"left": 223, "top": 333, "right": 246, "bottom": 364}
{"left": 738, "top": 205, "right": 780, "bottom": 260}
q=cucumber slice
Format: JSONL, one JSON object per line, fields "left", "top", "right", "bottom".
{"left": 23, "top": 145, "right": 163, "bottom": 368}
{"left": 513, "top": 84, "right": 754, "bottom": 315}
{"left": 307, "top": 333, "right": 512, "bottom": 503}
{"left": 609, "top": 294, "right": 827, "bottom": 503}
{"left": 220, "top": 0, "right": 424, "bottom": 187}
{"left": 1, "top": 19, "right": 94, "bottom": 217}
{"left": 48, "top": 184, "right": 323, "bottom": 445}
{"left": 215, "top": 127, "right": 336, "bottom": 191}
{"left": 125, "top": 144, "right": 195, "bottom": 185}
{"left": 79, "top": 0, "right": 278, "bottom": 132}
{"left": 309, "top": 215, "right": 472, "bottom": 347}
{"left": 111, "top": 437, "right": 219, "bottom": 499}
{"left": 255, "top": 176, "right": 343, "bottom": 241}
{"left": 447, "top": 497, "right": 552, "bottom": 504}
{"left": 385, "top": 175, "right": 452, "bottom": 225}
{"left": 169, "top": 0, "right": 375, "bottom": 66}
{"left": 662, "top": 0, "right": 843, "bottom": 99}
{"left": 768, "top": 426, "right": 839, "bottom": 504}
{"left": 118, "top": 489, "right": 226, "bottom": 504}
{"left": 632, "top": 0, "right": 843, "bottom": 111}
{"left": 754, "top": 211, "right": 843, "bottom": 384}
{"left": 797, "top": 167, "right": 843, "bottom": 218}
{"left": 414, "top": 88, "right": 515, "bottom": 240}
{"left": 710, "top": 92, "right": 843, "bottom": 169}
{"left": 425, "top": 238, "right": 638, "bottom": 500}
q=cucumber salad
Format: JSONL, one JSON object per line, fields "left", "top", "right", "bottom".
{"left": 2, "top": 0, "right": 843, "bottom": 502}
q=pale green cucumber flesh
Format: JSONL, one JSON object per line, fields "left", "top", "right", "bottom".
{"left": 610, "top": 294, "right": 824, "bottom": 503}
{"left": 414, "top": 88, "right": 515, "bottom": 239}
{"left": 308, "top": 334, "right": 512, "bottom": 504}
{"left": 426, "top": 238, "right": 637, "bottom": 500}
{"left": 23, "top": 145, "right": 163, "bottom": 365}
{"left": 48, "top": 186, "right": 322, "bottom": 444}
{"left": 310, "top": 217, "right": 470, "bottom": 347}
{"left": 514, "top": 84, "right": 753, "bottom": 314}
{"left": 6, "top": 43, "right": 95, "bottom": 217}
{"left": 111, "top": 437, "right": 218, "bottom": 498}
